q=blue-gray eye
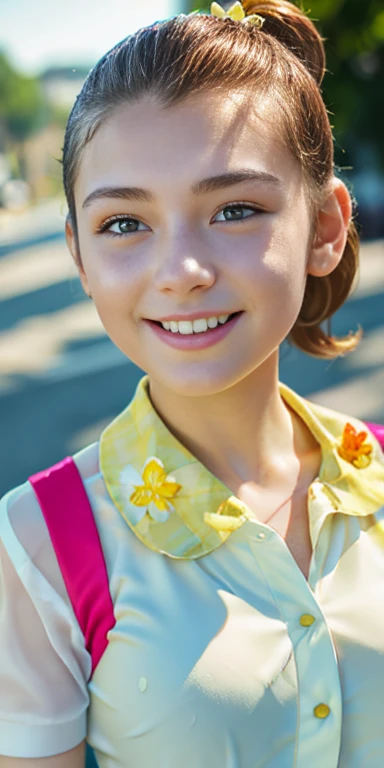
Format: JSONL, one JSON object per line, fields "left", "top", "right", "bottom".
{"left": 214, "top": 205, "right": 260, "bottom": 222}
{"left": 108, "top": 218, "right": 148, "bottom": 234}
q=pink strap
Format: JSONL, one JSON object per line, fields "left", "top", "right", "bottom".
{"left": 28, "top": 457, "right": 115, "bottom": 676}
{"left": 27, "top": 421, "right": 384, "bottom": 675}
{"left": 366, "top": 422, "right": 384, "bottom": 450}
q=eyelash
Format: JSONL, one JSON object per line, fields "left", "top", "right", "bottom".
{"left": 95, "top": 215, "right": 148, "bottom": 238}
{"left": 95, "top": 203, "right": 265, "bottom": 238}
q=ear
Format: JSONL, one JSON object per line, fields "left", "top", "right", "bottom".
{"left": 307, "top": 178, "right": 353, "bottom": 277}
{"left": 65, "top": 214, "right": 91, "bottom": 298}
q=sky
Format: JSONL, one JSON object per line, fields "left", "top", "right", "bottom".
{"left": 0, "top": 0, "right": 180, "bottom": 75}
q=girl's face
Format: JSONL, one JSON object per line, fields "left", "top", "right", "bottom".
{"left": 67, "top": 91, "right": 340, "bottom": 397}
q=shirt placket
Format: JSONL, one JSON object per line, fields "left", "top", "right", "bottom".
{"left": 243, "top": 516, "right": 343, "bottom": 768}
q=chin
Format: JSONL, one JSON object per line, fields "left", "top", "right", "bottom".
{"left": 147, "top": 358, "right": 255, "bottom": 399}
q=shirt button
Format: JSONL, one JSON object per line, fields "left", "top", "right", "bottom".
{"left": 300, "top": 613, "right": 315, "bottom": 627}
{"left": 255, "top": 531, "right": 267, "bottom": 540}
{"left": 314, "top": 703, "right": 330, "bottom": 719}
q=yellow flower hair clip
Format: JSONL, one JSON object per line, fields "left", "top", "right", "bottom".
{"left": 337, "top": 422, "right": 373, "bottom": 469}
{"left": 210, "top": 1, "right": 264, "bottom": 27}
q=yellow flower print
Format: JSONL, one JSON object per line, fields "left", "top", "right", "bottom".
{"left": 337, "top": 422, "right": 373, "bottom": 469}
{"left": 204, "top": 496, "right": 249, "bottom": 532}
{"left": 119, "top": 457, "right": 181, "bottom": 524}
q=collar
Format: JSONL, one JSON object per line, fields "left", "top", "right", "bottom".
{"left": 99, "top": 375, "right": 384, "bottom": 559}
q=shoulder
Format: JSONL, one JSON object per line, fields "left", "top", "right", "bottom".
{"left": 73, "top": 439, "right": 100, "bottom": 480}
{"left": 0, "top": 441, "right": 101, "bottom": 594}
{"left": 0, "top": 474, "right": 91, "bottom": 759}
{"left": 306, "top": 397, "right": 384, "bottom": 462}
{"left": 0, "top": 456, "right": 93, "bottom": 741}
{"left": 1, "top": 438, "right": 100, "bottom": 512}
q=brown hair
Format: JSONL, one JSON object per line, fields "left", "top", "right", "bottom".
{"left": 62, "top": 0, "right": 361, "bottom": 359}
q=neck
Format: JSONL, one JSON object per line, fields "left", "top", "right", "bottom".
{"left": 147, "top": 355, "right": 320, "bottom": 495}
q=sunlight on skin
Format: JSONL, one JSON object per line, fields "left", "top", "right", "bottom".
{"left": 65, "top": 88, "right": 351, "bottom": 488}
{"left": 69, "top": 91, "right": 347, "bottom": 399}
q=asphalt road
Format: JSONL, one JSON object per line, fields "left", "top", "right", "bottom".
{"left": 1, "top": 199, "right": 384, "bottom": 498}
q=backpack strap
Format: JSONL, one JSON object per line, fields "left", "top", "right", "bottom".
{"left": 27, "top": 420, "right": 384, "bottom": 674}
{"left": 28, "top": 456, "right": 116, "bottom": 677}
{"left": 366, "top": 422, "right": 384, "bottom": 450}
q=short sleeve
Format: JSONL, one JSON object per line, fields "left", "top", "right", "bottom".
{"left": 0, "top": 481, "right": 91, "bottom": 758}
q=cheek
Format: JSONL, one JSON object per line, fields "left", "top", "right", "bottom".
{"left": 263, "top": 227, "right": 308, "bottom": 294}
{"left": 225, "top": 216, "right": 308, "bottom": 300}
{"left": 241, "top": 248, "right": 307, "bottom": 310}
{"left": 82, "top": 246, "right": 145, "bottom": 305}
{"left": 267, "top": 255, "right": 306, "bottom": 295}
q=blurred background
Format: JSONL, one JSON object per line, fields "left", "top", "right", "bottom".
{"left": 0, "top": 0, "right": 383, "bottom": 765}
{"left": 1, "top": 0, "right": 384, "bottom": 496}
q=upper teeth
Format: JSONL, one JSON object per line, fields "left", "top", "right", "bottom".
{"left": 161, "top": 315, "right": 230, "bottom": 334}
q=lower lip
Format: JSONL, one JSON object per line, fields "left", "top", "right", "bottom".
{"left": 144, "top": 313, "right": 243, "bottom": 350}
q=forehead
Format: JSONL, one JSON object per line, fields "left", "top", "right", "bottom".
{"left": 77, "top": 90, "right": 302, "bottom": 199}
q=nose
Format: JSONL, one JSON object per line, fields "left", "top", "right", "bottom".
{"left": 152, "top": 229, "right": 216, "bottom": 296}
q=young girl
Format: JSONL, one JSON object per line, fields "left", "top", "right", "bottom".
{"left": 1, "top": 1, "right": 384, "bottom": 766}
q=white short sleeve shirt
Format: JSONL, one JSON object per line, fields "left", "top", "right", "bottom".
{"left": 1, "top": 375, "right": 384, "bottom": 767}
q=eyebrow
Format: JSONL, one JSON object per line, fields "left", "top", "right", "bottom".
{"left": 82, "top": 170, "right": 282, "bottom": 209}
{"left": 82, "top": 185, "right": 151, "bottom": 209}
{"left": 192, "top": 170, "right": 282, "bottom": 195}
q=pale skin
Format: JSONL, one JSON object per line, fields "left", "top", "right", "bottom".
{"left": 65, "top": 90, "right": 351, "bottom": 574}
{"left": 0, "top": 741, "right": 85, "bottom": 767}
{"left": 1, "top": 90, "right": 352, "bottom": 765}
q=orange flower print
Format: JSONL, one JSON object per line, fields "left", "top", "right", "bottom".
{"left": 337, "top": 422, "right": 373, "bottom": 469}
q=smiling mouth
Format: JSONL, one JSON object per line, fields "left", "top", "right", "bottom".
{"left": 152, "top": 312, "right": 241, "bottom": 330}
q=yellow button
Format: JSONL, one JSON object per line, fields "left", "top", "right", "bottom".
{"left": 300, "top": 613, "right": 315, "bottom": 627}
{"left": 314, "top": 703, "right": 330, "bottom": 719}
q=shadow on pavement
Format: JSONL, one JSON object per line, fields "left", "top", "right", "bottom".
{"left": 0, "top": 231, "right": 65, "bottom": 259}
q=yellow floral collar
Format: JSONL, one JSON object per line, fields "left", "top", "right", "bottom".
{"left": 99, "top": 375, "right": 384, "bottom": 559}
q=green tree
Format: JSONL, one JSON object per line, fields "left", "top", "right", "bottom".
{"left": 309, "top": 0, "right": 384, "bottom": 170}
{"left": 0, "top": 52, "right": 47, "bottom": 174}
